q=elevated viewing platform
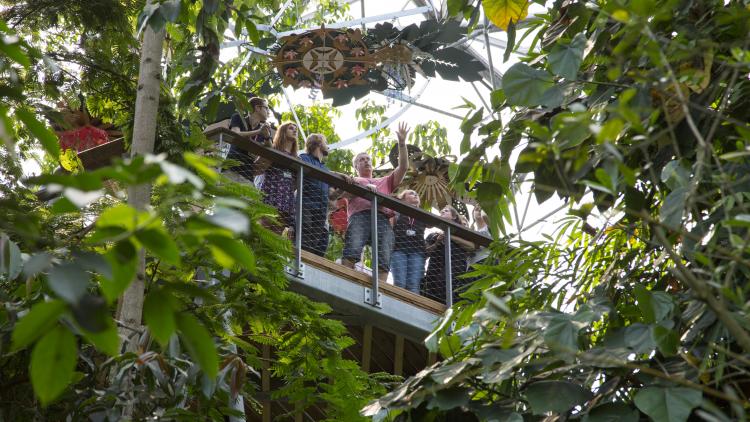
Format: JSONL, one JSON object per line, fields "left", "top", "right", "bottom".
{"left": 203, "top": 127, "right": 493, "bottom": 345}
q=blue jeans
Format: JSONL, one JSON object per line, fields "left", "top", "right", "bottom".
{"left": 343, "top": 211, "right": 394, "bottom": 270}
{"left": 390, "top": 250, "right": 425, "bottom": 294}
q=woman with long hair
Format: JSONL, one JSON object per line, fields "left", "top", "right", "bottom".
{"left": 390, "top": 190, "right": 427, "bottom": 294}
{"left": 254, "top": 122, "right": 299, "bottom": 234}
{"left": 421, "top": 205, "right": 475, "bottom": 304}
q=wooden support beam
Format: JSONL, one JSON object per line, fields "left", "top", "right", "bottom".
{"left": 262, "top": 345, "right": 271, "bottom": 422}
{"left": 362, "top": 324, "right": 373, "bottom": 372}
{"left": 394, "top": 335, "right": 405, "bottom": 376}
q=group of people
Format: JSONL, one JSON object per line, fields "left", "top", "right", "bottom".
{"left": 223, "top": 97, "right": 490, "bottom": 304}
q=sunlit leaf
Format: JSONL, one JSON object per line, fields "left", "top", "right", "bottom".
{"left": 135, "top": 228, "right": 181, "bottom": 265}
{"left": 11, "top": 300, "right": 66, "bottom": 351}
{"left": 30, "top": 326, "right": 78, "bottom": 405}
{"left": 482, "top": 0, "right": 530, "bottom": 30}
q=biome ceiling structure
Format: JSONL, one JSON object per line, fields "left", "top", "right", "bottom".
{"left": 220, "top": 0, "right": 529, "bottom": 150}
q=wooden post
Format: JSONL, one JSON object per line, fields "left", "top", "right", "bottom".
{"left": 362, "top": 325, "right": 373, "bottom": 372}
{"left": 394, "top": 335, "right": 404, "bottom": 376}
{"left": 262, "top": 345, "right": 271, "bottom": 422}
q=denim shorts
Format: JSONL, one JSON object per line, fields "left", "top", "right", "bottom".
{"left": 343, "top": 210, "right": 394, "bottom": 270}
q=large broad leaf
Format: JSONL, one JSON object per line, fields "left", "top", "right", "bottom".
{"left": 99, "top": 249, "right": 137, "bottom": 304}
{"left": 483, "top": 0, "right": 530, "bottom": 30}
{"left": 81, "top": 320, "right": 119, "bottom": 357}
{"left": 135, "top": 228, "right": 181, "bottom": 265}
{"left": 544, "top": 315, "right": 583, "bottom": 352}
{"left": 634, "top": 387, "right": 702, "bottom": 422}
{"left": 633, "top": 285, "right": 673, "bottom": 323}
{"left": 11, "top": 300, "right": 67, "bottom": 351}
{"left": 0, "top": 234, "right": 23, "bottom": 281}
{"left": 16, "top": 108, "right": 60, "bottom": 159}
{"left": 652, "top": 325, "right": 678, "bottom": 356}
{"left": 144, "top": 289, "right": 177, "bottom": 347}
{"left": 525, "top": 380, "right": 593, "bottom": 414}
{"left": 548, "top": 33, "right": 587, "bottom": 79}
{"left": 502, "top": 63, "right": 555, "bottom": 107}
{"left": 582, "top": 402, "right": 639, "bottom": 422}
{"left": 176, "top": 313, "right": 219, "bottom": 379}
{"left": 660, "top": 187, "right": 687, "bottom": 228}
{"left": 30, "top": 325, "right": 78, "bottom": 405}
{"left": 205, "top": 235, "right": 256, "bottom": 273}
{"left": 47, "top": 262, "right": 90, "bottom": 304}
{"left": 624, "top": 323, "right": 657, "bottom": 354}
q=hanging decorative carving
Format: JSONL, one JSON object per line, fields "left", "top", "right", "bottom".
{"left": 269, "top": 20, "right": 486, "bottom": 105}
{"left": 385, "top": 143, "right": 472, "bottom": 217}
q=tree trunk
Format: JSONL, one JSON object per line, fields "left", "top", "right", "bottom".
{"left": 117, "top": 17, "right": 165, "bottom": 353}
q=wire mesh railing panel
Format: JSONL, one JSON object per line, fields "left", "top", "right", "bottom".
{"left": 211, "top": 128, "right": 494, "bottom": 308}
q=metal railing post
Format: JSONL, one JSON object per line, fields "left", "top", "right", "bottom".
{"left": 295, "top": 166, "right": 304, "bottom": 277}
{"left": 444, "top": 226, "right": 453, "bottom": 308}
{"left": 370, "top": 195, "right": 379, "bottom": 304}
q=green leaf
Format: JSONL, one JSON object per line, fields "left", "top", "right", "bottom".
{"left": 525, "top": 380, "right": 593, "bottom": 414}
{"left": 661, "top": 161, "right": 690, "bottom": 190}
{"left": 548, "top": 33, "right": 587, "bottom": 79}
{"left": 96, "top": 204, "right": 143, "bottom": 230}
{"left": 447, "top": 0, "right": 469, "bottom": 16}
{"left": 0, "top": 36, "right": 31, "bottom": 67}
{"left": 30, "top": 325, "right": 78, "bottom": 405}
{"left": 205, "top": 235, "right": 256, "bottom": 273}
{"left": 425, "top": 308, "right": 454, "bottom": 353}
{"left": 144, "top": 289, "right": 177, "bottom": 347}
{"left": 490, "top": 90, "right": 506, "bottom": 110}
{"left": 504, "top": 19, "right": 516, "bottom": 62}
{"left": 624, "top": 323, "right": 656, "bottom": 354}
{"left": 583, "top": 402, "right": 639, "bottom": 422}
{"left": 47, "top": 262, "right": 90, "bottom": 304}
{"left": 652, "top": 325, "right": 678, "bottom": 356}
{"left": 207, "top": 207, "right": 250, "bottom": 235}
{"left": 158, "top": 0, "right": 181, "bottom": 22}
{"left": 22, "top": 252, "right": 54, "bottom": 278}
{"left": 544, "top": 315, "right": 583, "bottom": 352}
{"left": 1, "top": 234, "right": 23, "bottom": 280}
{"left": 176, "top": 313, "right": 218, "bottom": 379}
{"left": 11, "top": 300, "right": 67, "bottom": 351}
{"left": 81, "top": 321, "right": 119, "bottom": 357}
{"left": 135, "top": 228, "right": 181, "bottom": 265}
{"left": 633, "top": 284, "right": 655, "bottom": 323}
{"left": 16, "top": 108, "right": 60, "bottom": 159}
{"left": 502, "top": 63, "right": 555, "bottom": 107}
{"left": 483, "top": 0, "right": 530, "bottom": 30}
{"left": 634, "top": 387, "right": 702, "bottom": 422}
{"left": 99, "top": 249, "right": 137, "bottom": 304}
{"left": 660, "top": 187, "right": 687, "bottom": 228}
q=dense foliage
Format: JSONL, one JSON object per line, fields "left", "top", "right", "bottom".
{"left": 0, "top": 1, "right": 390, "bottom": 420}
{"left": 365, "top": 0, "right": 750, "bottom": 420}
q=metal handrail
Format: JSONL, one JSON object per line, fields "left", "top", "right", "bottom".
{"left": 204, "top": 127, "right": 492, "bottom": 248}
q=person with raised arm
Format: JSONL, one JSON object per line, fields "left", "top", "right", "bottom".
{"left": 341, "top": 122, "right": 411, "bottom": 284}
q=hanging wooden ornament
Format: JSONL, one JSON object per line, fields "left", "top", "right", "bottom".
{"left": 269, "top": 20, "right": 486, "bottom": 105}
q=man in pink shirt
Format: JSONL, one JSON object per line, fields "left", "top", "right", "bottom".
{"left": 343, "top": 122, "right": 410, "bottom": 283}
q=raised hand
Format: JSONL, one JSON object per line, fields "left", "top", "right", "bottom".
{"left": 396, "top": 122, "right": 409, "bottom": 144}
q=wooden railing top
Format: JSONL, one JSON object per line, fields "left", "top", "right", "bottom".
{"left": 204, "top": 127, "right": 492, "bottom": 247}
